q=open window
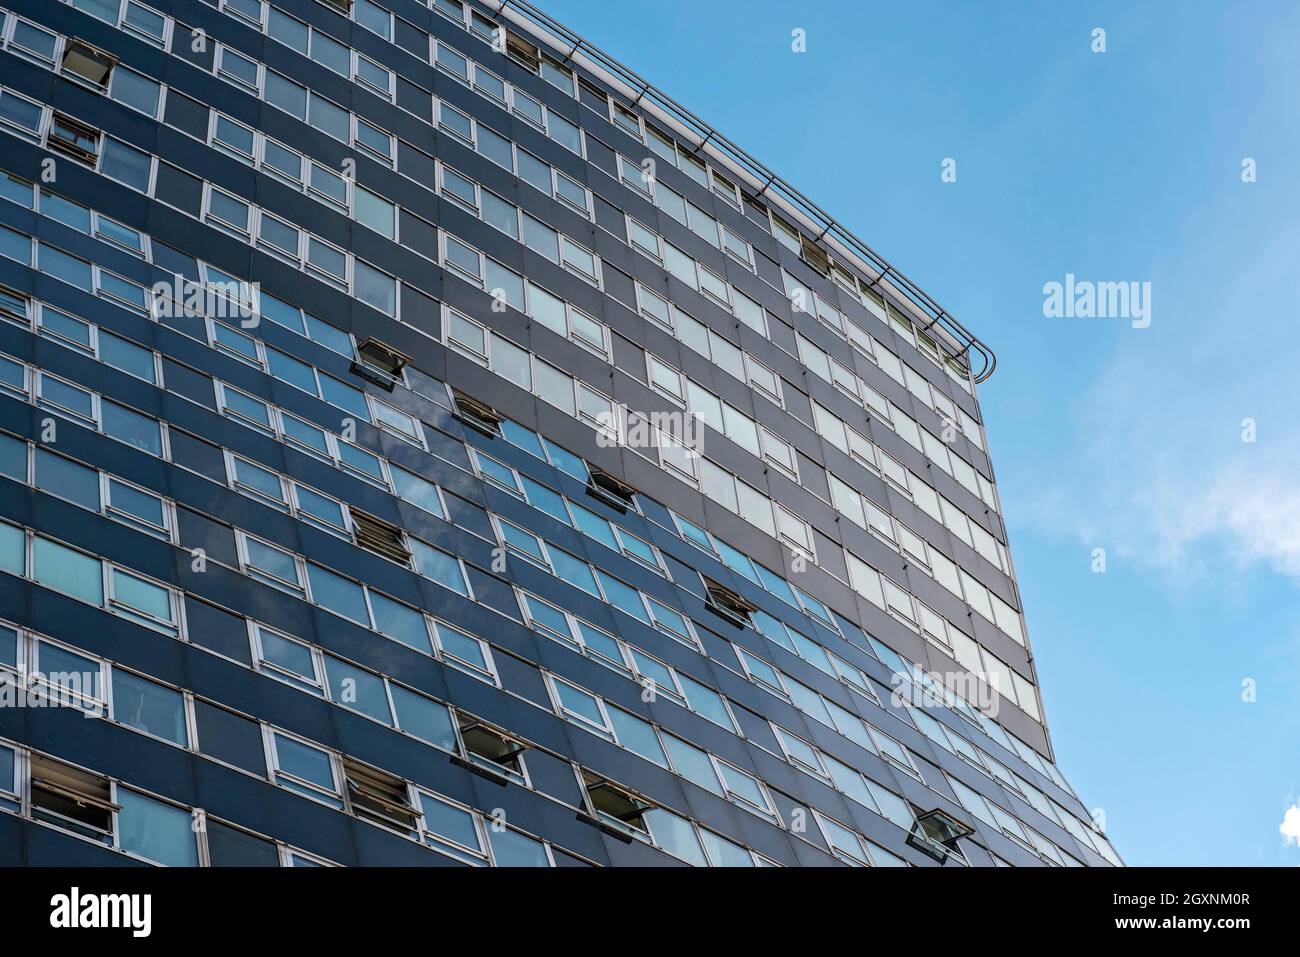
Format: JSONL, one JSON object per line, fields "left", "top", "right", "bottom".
{"left": 455, "top": 715, "right": 528, "bottom": 785}
{"left": 319, "top": 0, "right": 353, "bottom": 11}
{"left": 580, "top": 771, "right": 652, "bottom": 842}
{"left": 343, "top": 757, "right": 418, "bottom": 833}
{"left": 0, "top": 285, "right": 30, "bottom": 326}
{"left": 505, "top": 31, "right": 541, "bottom": 72}
{"left": 349, "top": 508, "right": 412, "bottom": 565}
{"left": 800, "top": 236, "right": 831, "bottom": 276}
{"left": 48, "top": 113, "right": 100, "bottom": 165}
{"left": 586, "top": 468, "right": 637, "bottom": 513}
{"left": 30, "top": 754, "right": 117, "bottom": 844}
{"left": 703, "top": 578, "right": 758, "bottom": 628}
{"left": 62, "top": 40, "right": 117, "bottom": 91}
{"left": 906, "top": 807, "right": 974, "bottom": 864}
{"left": 451, "top": 390, "right": 503, "bottom": 437}
{"left": 352, "top": 337, "right": 409, "bottom": 390}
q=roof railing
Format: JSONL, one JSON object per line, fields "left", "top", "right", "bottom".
{"left": 488, "top": 0, "right": 997, "bottom": 383}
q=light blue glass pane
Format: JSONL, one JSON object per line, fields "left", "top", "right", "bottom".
{"left": 307, "top": 565, "right": 369, "bottom": 624}
{"left": 596, "top": 572, "right": 648, "bottom": 623}
{"left": 113, "top": 671, "right": 186, "bottom": 745}
{"left": 319, "top": 377, "right": 370, "bottom": 421}
{"left": 571, "top": 506, "right": 617, "bottom": 550}
{"left": 420, "top": 794, "right": 479, "bottom": 850}
{"left": 101, "top": 139, "right": 152, "bottom": 191}
{"left": 664, "top": 737, "right": 722, "bottom": 795}
{"left": 268, "top": 349, "right": 318, "bottom": 394}
{"left": 102, "top": 402, "right": 162, "bottom": 455}
{"left": 0, "top": 523, "right": 23, "bottom": 575}
{"left": 113, "top": 570, "right": 172, "bottom": 621}
{"left": 99, "top": 332, "right": 155, "bottom": 382}
{"left": 489, "top": 828, "right": 549, "bottom": 867}
{"left": 542, "top": 439, "right": 587, "bottom": 481}
{"left": 370, "top": 593, "right": 429, "bottom": 651}
{"left": 608, "top": 708, "right": 667, "bottom": 767}
{"left": 391, "top": 686, "right": 456, "bottom": 749}
{"left": 276, "top": 735, "right": 334, "bottom": 790}
{"left": 305, "top": 315, "right": 353, "bottom": 355}
{"left": 643, "top": 809, "right": 706, "bottom": 866}
{"left": 325, "top": 656, "right": 392, "bottom": 724}
{"left": 33, "top": 538, "right": 102, "bottom": 604}
{"left": 520, "top": 479, "right": 568, "bottom": 524}
{"left": 437, "top": 625, "right": 487, "bottom": 670}
{"left": 118, "top": 790, "right": 197, "bottom": 866}
{"left": 701, "top": 829, "right": 753, "bottom": 867}
{"left": 550, "top": 551, "right": 597, "bottom": 595}
{"left": 412, "top": 542, "right": 468, "bottom": 595}
{"left": 755, "top": 565, "right": 799, "bottom": 607}
{"left": 260, "top": 293, "right": 305, "bottom": 334}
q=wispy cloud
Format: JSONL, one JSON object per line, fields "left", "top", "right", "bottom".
{"left": 1020, "top": 217, "right": 1300, "bottom": 585}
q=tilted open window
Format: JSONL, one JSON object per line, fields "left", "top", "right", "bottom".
{"left": 62, "top": 40, "right": 117, "bottom": 90}
{"left": 586, "top": 469, "right": 637, "bottom": 513}
{"left": 452, "top": 390, "right": 503, "bottom": 437}
{"left": 800, "top": 235, "right": 831, "bottom": 277}
{"left": 343, "top": 757, "right": 418, "bottom": 833}
{"left": 505, "top": 31, "right": 541, "bottom": 72}
{"left": 906, "top": 807, "right": 974, "bottom": 864}
{"left": 30, "top": 754, "right": 117, "bottom": 844}
{"left": 350, "top": 508, "right": 411, "bottom": 565}
{"left": 456, "top": 715, "right": 528, "bottom": 784}
{"left": 581, "top": 771, "right": 652, "bottom": 841}
{"left": 352, "top": 337, "right": 409, "bottom": 390}
{"left": 703, "top": 578, "right": 759, "bottom": 628}
{"left": 47, "top": 113, "right": 100, "bottom": 165}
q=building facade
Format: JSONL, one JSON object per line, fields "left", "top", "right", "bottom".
{"left": 0, "top": 0, "right": 1119, "bottom": 867}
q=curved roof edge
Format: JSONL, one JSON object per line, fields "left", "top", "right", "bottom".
{"left": 488, "top": 0, "right": 997, "bottom": 383}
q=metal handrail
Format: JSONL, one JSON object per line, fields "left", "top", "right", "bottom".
{"left": 487, "top": 0, "right": 997, "bottom": 383}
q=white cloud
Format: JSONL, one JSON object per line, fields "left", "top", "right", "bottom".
{"left": 1015, "top": 217, "right": 1300, "bottom": 585}
{"left": 1280, "top": 803, "right": 1300, "bottom": 847}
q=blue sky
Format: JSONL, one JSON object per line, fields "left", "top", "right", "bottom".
{"left": 543, "top": 0, "right": 1300, "bottom": 865}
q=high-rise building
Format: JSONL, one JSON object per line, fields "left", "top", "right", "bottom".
{"left": 0, "top": 0, "right": 1118, "bottom": 867}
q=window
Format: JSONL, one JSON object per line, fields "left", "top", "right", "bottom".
{"left": 351, "top": 509, "right": 411, "bottom": 565}
{"left": 102, "top": 401, "right": 162, "bottom": 456}
{"left": 110, "top": 66, "right": 161, "bottom": 116}
{"left": 325, "top": 655, "right": 393, "bottom": 725}
{"left": 457, "top": 716, "right": 528, "bottom": 784}
{"left": 32, "top": 639, "right": 103, "bottom": 713}
{"left": 34, "top": 450, "right": 100, "bottom": 511}
{"left": 217, "top": 46, "right": 261, "bottom": 92}
{"left": 100, "top": 138, "right": 152, "bottom": 190}
{"left": 343, "top": 758, "right": 417, "bottom": 833}
{"left": 254, "top": 625, "right": 321, "bottom": 693}
{"left": 109, "top": 568, "right": 177, "bottom": 636}
{"left": 306, "top": 564, "right": 368, "bottom": 624}
{"left": 30, "top": 754, "right": 115, "bottom": 844}
{"left": 551, "top": 678, "right": 612, "bottom": 739}
{"left": 113, "top": 671, "right": 186, "bottom": 745}
{"left": 582, "top": 772, "right": 651, "bottom": 839}
{"left": 33, "top": 537, "right": 103, "bottom": 606}
{"left": 418, "top": 792, "right": 485, "bottom": 864}
{"left": 118, "top": 789, "right": 198, "bottom": 866}
{"left": 10, "top": 20, "right": 58, "bottom": 67}
{"left": 62, "top": 40, "right": 117, "bottom": 90}
{"left": 243, "top": 536, "right": 304, "bottom": 596}
{"left": 48, "top": 114, "right": 100, "bottom": 165}
{"left": 269, "top": 732, "right": 343, "bottom": 808}
{"left": 703, "top": 579, "right": 757, "bottom": 628}
{"left": 0, "top": 89, "right": 43, "bottom": 143}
